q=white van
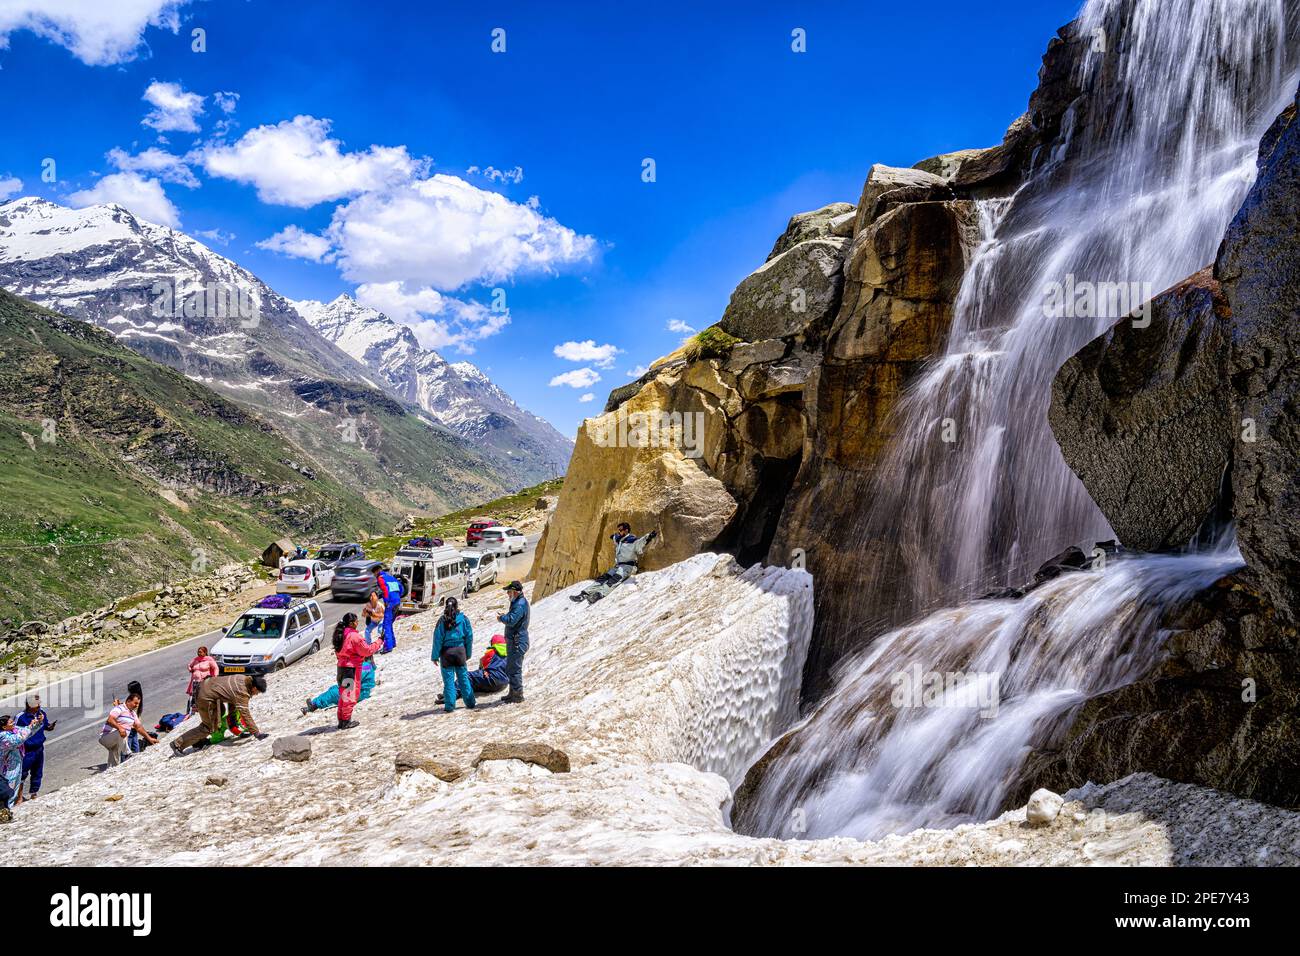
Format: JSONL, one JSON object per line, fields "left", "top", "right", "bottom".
{"left": 392, "top": 544, "right": 467, "bottom": 612}
{"left": 211, "top": 598, "right": 326, "bottom": 675}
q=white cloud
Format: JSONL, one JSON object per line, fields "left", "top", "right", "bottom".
{"left": 0, "top": 1, "right": 190, "bottom": 66}
{"left": 467, "top": 164, "right": 524, "bottom": 185}
{"left": 553, "top": 339, "right": 621, "bottom": 368}
{"left": 142, "top": 80, "right": 204, "bottom": 134}
{"left": 627, "top": 364, "right": 649, "bottom": 378}
{"left": 106, "top": 146, "right": 198, "bottom": 187}
{"left": 578, "top": 392, "right": 595, "bottom": 403}
{"left": 355, "top": 281, "right": 509, "bottom": 354}
{"left": 667, "top": 318, "right": 696, "bottom": 335}
{"left": 0, "top": 175, "right": 22, "bottom": 201}
{"left": 67, "top": 171, "right": 180, "bottom": 227}
{"left": 201, "top": 115, "right": 424, "bottom": 207}
{"left": 328, "top": 173, "right": 597, "bottom": 289}
{"left": 549, "top": 367, "right": 601, "bottom": 389}
{"left": 194, "top": 227, "right": 234, "bottom": 246}
{"left": 256, "top": 225, "right": 333, "bottom": 263}
{"left": 213, "top": 91, "right": 240, "bottom": 113}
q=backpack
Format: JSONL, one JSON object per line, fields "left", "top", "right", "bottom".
{"left": 257, "top": 594, "right": 292, "bottom": 609}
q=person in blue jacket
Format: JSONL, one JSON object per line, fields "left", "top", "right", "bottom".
{"left": 302, "top": 659, "right": 377, "bottom": 715}
{"left": 14, "top": 694, "right": 55, "bottom": 802}
{"left": 497, "top": 581, "right": 529, "bottom": 704}
{"left": 432, "top": 597, "right": 475, "bottom": 713}
{"left": 376, "top": 566, "right": 404, "bottom": 653}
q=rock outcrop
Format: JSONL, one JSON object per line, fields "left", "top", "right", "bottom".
{"left": 720, "top": 238, "right": 848, "bottom": 342}
{"left": 1049, "top": 269, "right": 1233, "bottom": 552}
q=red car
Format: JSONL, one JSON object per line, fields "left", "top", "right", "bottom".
{"left": 466, "top": 518, "right": 501, "bottom": 545}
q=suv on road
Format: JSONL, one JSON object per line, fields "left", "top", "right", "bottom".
{"left": 211, "top": 597, "right": 325, "bottom": 675}
{"left": 461, "top": 549, "right": 499, "bottom": 592}
{"left": 478, "top": 527, "right": 526, "bottom": 556}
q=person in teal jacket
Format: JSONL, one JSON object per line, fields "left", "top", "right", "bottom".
{"left": 302, "top": 659, "right": 377, "bottom": 715}
{"left": 432, "top": 597, "right": 475, "bottom": 713}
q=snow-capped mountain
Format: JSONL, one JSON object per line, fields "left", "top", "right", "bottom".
{"left": 295, "top": 294, "right": 573, "bottom": 479}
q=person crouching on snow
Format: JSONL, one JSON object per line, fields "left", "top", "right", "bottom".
{"left": 303, "top": 658, "right": 376, "bottom": 716}
{"left": 333, "top": 613, "right": 380, "bottom": 730}
{"left": 432, "top": 597, "right": 475, "bottom": 713}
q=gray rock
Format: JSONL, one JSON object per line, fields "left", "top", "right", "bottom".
{"left": 272, "top": 736, "right": 311, "bottom": 762}
{"left": 766, "top": 202, "right": 855, "bottom": 260}
{"left": 1049, "top": 269, "right": 1232, "bottom": 552}
{"left": 205, "top": 775, "right": 228, "bottom": 787}
{"left": 1217, "top": 89, "right": 1300, "bottom": 625}
{"left": 720, "top": 238, "right": 848, "bottom": 342}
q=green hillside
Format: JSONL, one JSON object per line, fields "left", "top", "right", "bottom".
{"left": 0, "top": 290, "right": 389, "bottom": 621}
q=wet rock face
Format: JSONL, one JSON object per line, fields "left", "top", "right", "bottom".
{"left": 1217, "top": 89, "right": 1300, "bottom": 626}
{"left": 1049, "top": 268, "right": 1234, "bottom": 552}
{"left": 1015, "top": 573, "right": 1300, "bottom": 810}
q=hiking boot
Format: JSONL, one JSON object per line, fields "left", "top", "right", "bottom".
{"left": 499, "top": 692, "right": 524, "bottom": 705}
{"left": 568, "top": 593, "right": 585, "bottom": 603}
{"left": 337, "top": 719, "right": 360, "bottom": 730}
{"left": 302, "top": 698, "right": 317, "bottom": 715}
{"left": 169, "top": 741, "right": 184, "bottom": 757}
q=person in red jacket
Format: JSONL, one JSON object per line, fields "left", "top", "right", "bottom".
{"left": 332, "top": 613, "right": 379, "bottom": 730}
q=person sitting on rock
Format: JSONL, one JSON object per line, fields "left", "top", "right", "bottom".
{"left": 437, "top": 634, "right": 508, "bottom": 705}
{"left": 570, "top": 523, "right": 658, "bottom": 605}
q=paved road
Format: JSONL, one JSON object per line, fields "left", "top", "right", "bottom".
{"left": 2, "top": 535, "right": 538, "bottom": 797}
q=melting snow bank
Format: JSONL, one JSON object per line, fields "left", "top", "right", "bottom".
{"left": 3, "top": 554, "right": 1298, "bottom": 866}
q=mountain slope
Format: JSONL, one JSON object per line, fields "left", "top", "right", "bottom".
{"left": 0, "top": 197, "right": 510, "bottom": 517}
{"left": 295, "top": 294, "right": 573, "bottom": 485}
{"left": 0, "top": 288, "right": 391, "bottom": 622}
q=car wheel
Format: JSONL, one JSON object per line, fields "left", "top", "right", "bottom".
{"left": 273, "top": 659, "right": 286, "bottom": 672}
{"left": 311, "top": 639, "right": 320, "bottom": 655}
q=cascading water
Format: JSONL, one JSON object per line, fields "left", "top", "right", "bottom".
{"left": 743, "top": 0, "right": 1300, "bottom": 839}
{"left": 846, "top": 0, "right": 1299, "bottom": 627}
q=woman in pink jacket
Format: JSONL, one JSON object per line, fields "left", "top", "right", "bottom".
{"left": 186, "top": 645, "right": 219, "bottom": 713}
{"left": 333, "top": 613, "right": 379, "bottom": 730}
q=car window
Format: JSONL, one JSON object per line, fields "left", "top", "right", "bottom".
{"left": 229, "top": 613, "right": 283, "bottom": 640}
{"left": 309, "top": 604, "right": 322, "bottom": 623}
{"left": 483, "top": 553, "right": 493, "bottom": 566}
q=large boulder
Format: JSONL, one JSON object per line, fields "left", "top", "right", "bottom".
{"left": 766, "top": 202, "right": 855, "bottom": 260}
{"left": 1216, "top": 89, "right": 1300, "bottom": 625}
{"left": 1049, "top": 269, "right": 1233, "bottom": 551}
{"left": 850, "top": 164, "right": 949, "bottom": 235}
{"left": 719, "top": 238, "right": 848, "bottom": 342}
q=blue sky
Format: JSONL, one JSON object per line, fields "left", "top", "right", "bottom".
{"left": 0, "top": 0, "right": 1081, "bottom": 435}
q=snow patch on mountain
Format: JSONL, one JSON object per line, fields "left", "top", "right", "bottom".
{"left": 295, "top": 293, "right": 573, "bottom": 478}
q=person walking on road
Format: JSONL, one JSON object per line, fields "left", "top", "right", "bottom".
{"left": 170, "top": 675, "right": 267, "bottom": 754}
{"left": 14, "top": 695, "right": 55, "bottom": 802}
{"left": 186, "top": 646, "right": 219, "bottom": 714}
{"left": 1, "top": 711, "right": 44, "bottom": 809}
{"left": 99, "top": 693, "right": 156, "bottom": 768}
{"left": 432, "top": 597, "right": 475, "bottom": 713}
{"left": 332, "top": 612, "right": 380, "bottom": 730}
{"left": 497, "top": 581, "right": 530, "bottom": 704}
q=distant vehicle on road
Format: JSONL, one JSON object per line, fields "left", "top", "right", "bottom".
{"left": 330, "top": 559, "right": 384, "bottom": 601}
{"left": 212, "top": 598, "right": 325, "bottom": 674}
{"left": 478, "top": 527, "right": 526, "bottom": 556}
{"left": 315, "top": 542, "right": 364, "bottom": 568}
{"left": 461, "top": 549, "right": 499, "bottom": 592}
{"left": 392, "top": 542, "right": 466, "bottom": 612}
{"left": 278, "top": 559, "right": 333, "bottom": 596}
{"left": 466, "top": 518, "right": 500, "bottom": 545}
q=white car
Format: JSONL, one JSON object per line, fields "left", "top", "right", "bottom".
{"left": 478, "top": 527, "right": 527, "bottom": 556}
{"left": 277, "top": 559, "right": 333, "bottom": 596}
{"left": 461, "top": 549, "right": 499, "bottom": 592}
{"left": 211, "top": 598, "right": 325, "bottom": 675}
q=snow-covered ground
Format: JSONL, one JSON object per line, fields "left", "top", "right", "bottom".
{"left": 3, "top": 554, "right": 1298, "bottom": 866}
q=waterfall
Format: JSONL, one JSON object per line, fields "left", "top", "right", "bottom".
{"left": 743, "top": 0, "right": 1299, "bottom": 838}
{"left": 846, "top": 0, "right": 1299, "bottom": 628}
